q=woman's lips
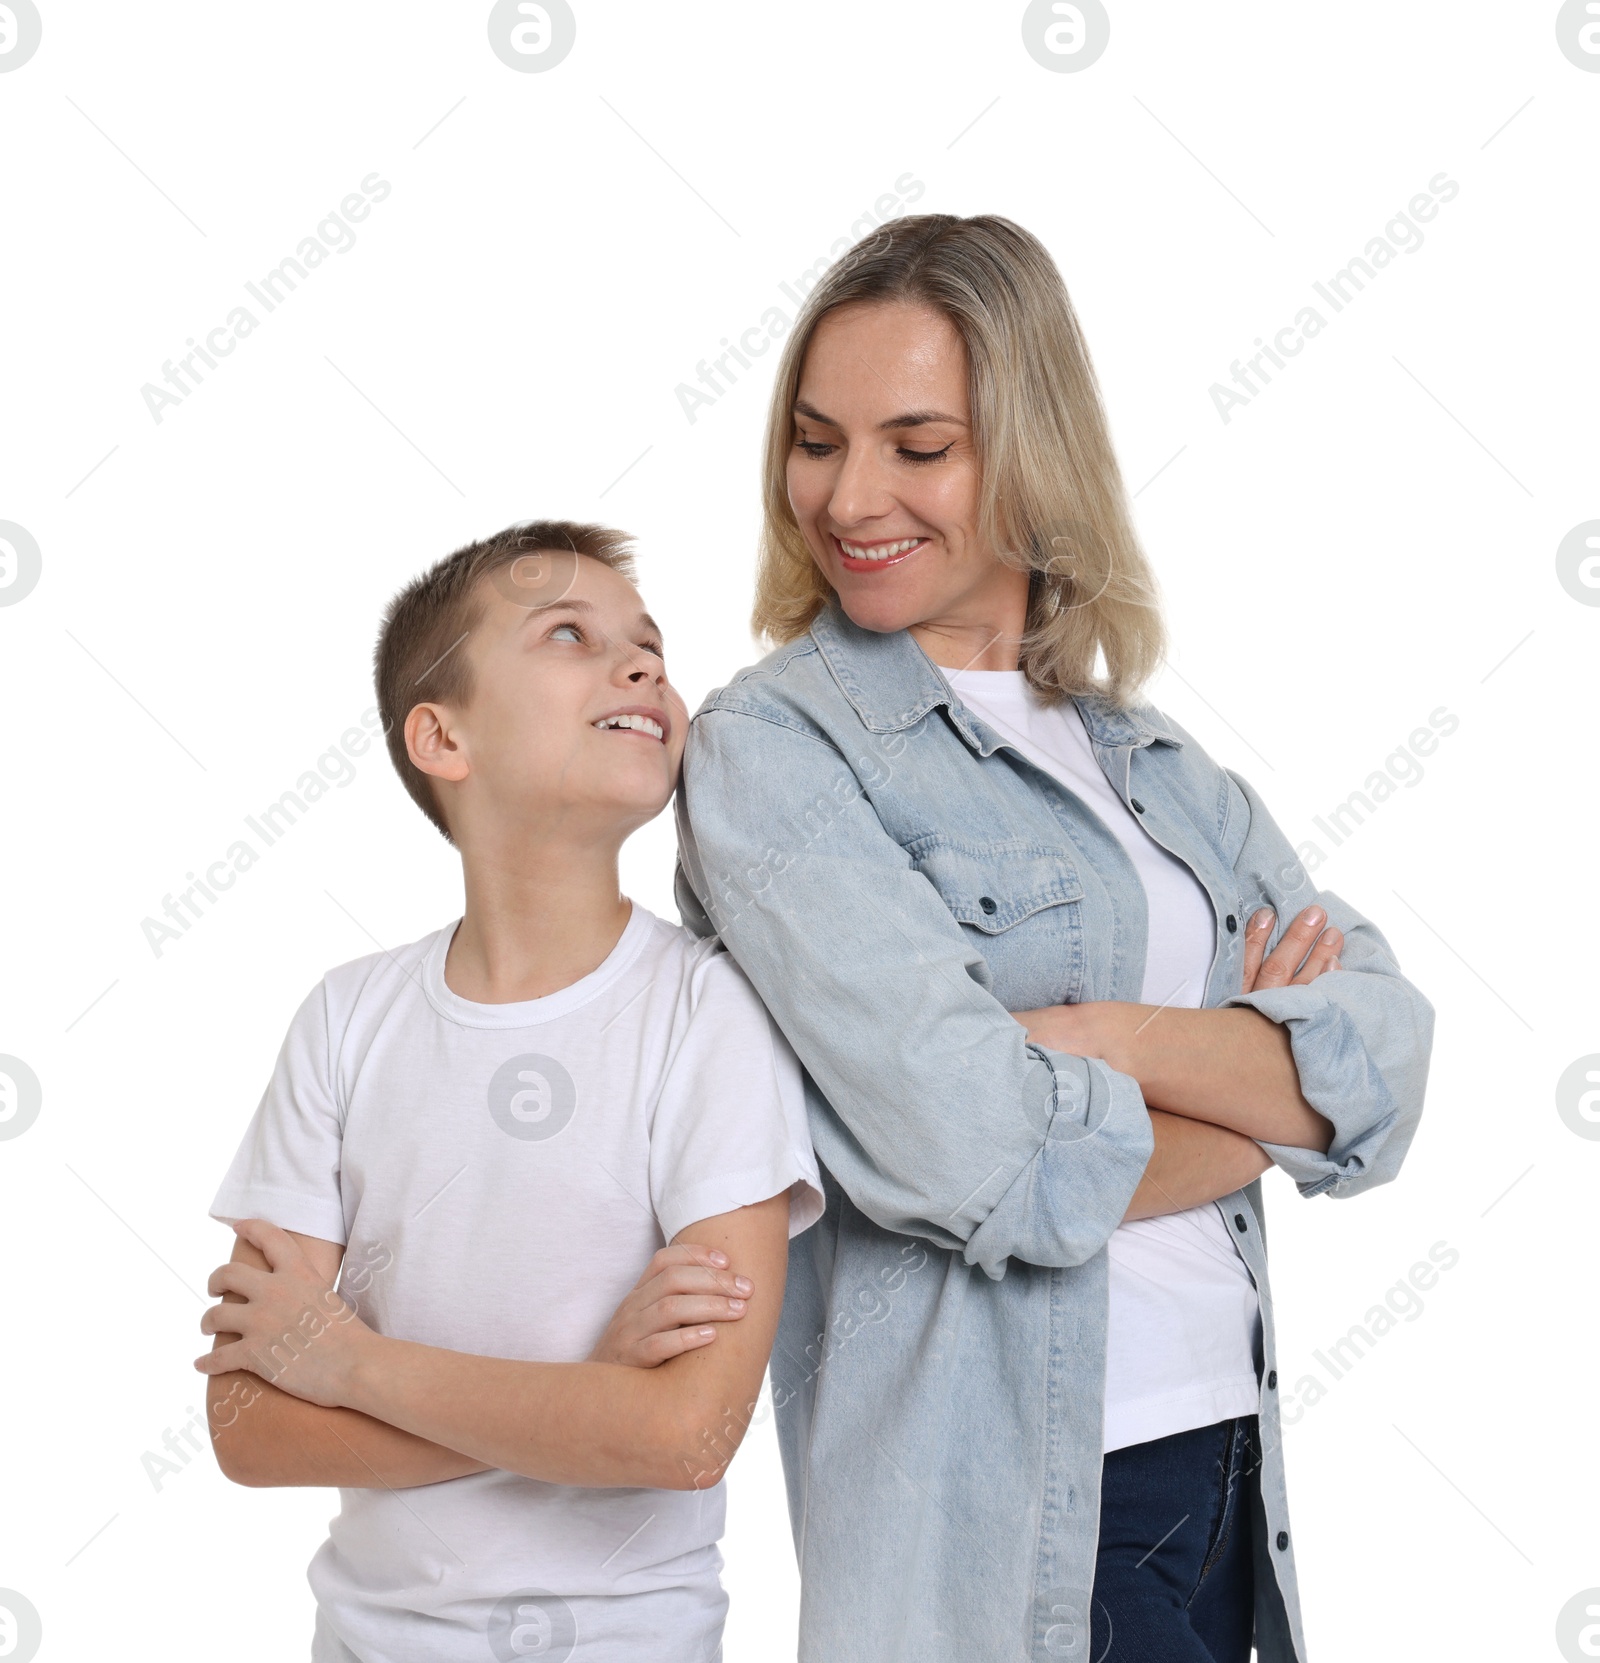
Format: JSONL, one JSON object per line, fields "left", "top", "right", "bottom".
{"left": 832, "top": 534, "right": 929, "bottom": 573}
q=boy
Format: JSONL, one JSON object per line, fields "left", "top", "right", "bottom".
{"left": 196, "top": 521, "right": 822, "bottom": 1662}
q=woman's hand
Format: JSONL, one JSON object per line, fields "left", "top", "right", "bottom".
{"left": 1240, "top": 904, "right": 1342, "bottom": 992}
{"left": 1015, "top": 904, "right": 1343, "bottom": 1058}
{"left": 194, "top": 1218, "right": 373, "bottom": 1407}
{"left": 587, "top": 1243, "right": 755, "bottom": 1368}
{"left": 1012, "top": 904, "right": 1343, "bottom": 1150}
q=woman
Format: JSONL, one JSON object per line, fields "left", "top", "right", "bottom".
{"left": 673, "top": 215, "right": 1433, "bottom": 1662}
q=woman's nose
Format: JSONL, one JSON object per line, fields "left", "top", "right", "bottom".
{"left": 829, "top": 446, "right": 895, "bottom": 527}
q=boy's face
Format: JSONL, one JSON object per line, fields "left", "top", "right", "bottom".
{"left": 421, "top": 555, "right": 688, "bottom": 843}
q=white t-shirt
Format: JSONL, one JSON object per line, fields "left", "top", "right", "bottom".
{"left": 944, "top": 669, "right": 1261, "bottom": 1454}
{"left": 210, "top": 901, "right": 824, "bottom": 1663}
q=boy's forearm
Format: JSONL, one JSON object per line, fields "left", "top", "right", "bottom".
{"left": 207, "top": 1368, "right": 492, "bottom": 1489}
{"left": 339, "top": 1333, "right": 716, "bottom": 1491}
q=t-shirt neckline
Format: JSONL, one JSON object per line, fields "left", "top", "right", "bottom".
{"left": 421, "top": 899, "right": 655, "bottom": 1029}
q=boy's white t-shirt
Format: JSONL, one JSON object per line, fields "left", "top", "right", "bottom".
{"left": 944, "top": 669, "right": 1263, "bottom": 1454}
{"left": 210, "top": 902, "right": 824, "bottom": 1663}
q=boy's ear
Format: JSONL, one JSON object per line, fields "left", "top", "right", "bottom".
{"left": 406, "top": 702, "right": 470, "bottom": 784}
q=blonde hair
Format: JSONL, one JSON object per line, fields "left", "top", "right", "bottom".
{"left": 753, "top": 214, "right": 1165, "bottom": 705}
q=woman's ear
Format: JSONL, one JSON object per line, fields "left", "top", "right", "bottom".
{"left": 406, "top": 702, "right": 469, "bottom": 784}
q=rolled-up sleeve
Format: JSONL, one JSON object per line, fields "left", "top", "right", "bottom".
{"left": 674, "top": 705, "right": 1153, "bottom": 1279}
{"left": 1220, "top": 768, "right": 1435, "bottom": 1198}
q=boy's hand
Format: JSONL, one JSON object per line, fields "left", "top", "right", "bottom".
{"left": 588, "top": 1243, "right": 754, "bottom": 1368}
{"left": 194, "top": 1218, "right": 373, "bottom": 1408}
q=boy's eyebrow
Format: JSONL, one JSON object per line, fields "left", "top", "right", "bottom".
{"left": 793, "top": 398, "right": 967, "bottom": 432}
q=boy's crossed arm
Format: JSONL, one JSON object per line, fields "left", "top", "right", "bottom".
{"left": 206, "top": 1228, "right": 490, "bottom": 1489}
{"left": 200, "top": 1198, "right": 787, "bottom": 1492}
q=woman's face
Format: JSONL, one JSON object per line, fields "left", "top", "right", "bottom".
{"left": 786, "top": 299, "right": 1028, "bottom": 660}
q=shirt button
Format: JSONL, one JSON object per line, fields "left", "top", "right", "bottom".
{"left": 1234, "top": 1213, "right": 1247, "bottom": 1233}
{"left": 1130, "top": 797, "right": 1145, "bottom": 814}
{"left": 1267, "top": 1370, "right": 1278, "bottom": 1389}
{"left": 1276, "top": 1531, "right": 1289, "bottom": 1551}
{"left": 1225, "top": 914, "right": 1238, "bottom": 933}
{"left": 979, "top": 896, "right": 997, "bottom": 915}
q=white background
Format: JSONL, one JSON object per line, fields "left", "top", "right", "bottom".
{"left": 2, "top": 2, "right": 1597, "bottom": 1659}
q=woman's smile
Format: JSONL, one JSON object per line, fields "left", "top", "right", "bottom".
{"left": 832, "top": 533, "right": 931, "bottom": 572}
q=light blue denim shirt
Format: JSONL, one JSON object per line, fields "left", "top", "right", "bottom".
{"left": 674, "top": 603, "right": 1434, "bottom": 1663}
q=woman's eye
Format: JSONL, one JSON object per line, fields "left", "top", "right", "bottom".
{"left": 795, "top": 439, "right": 835, "bottom": 459}
{"left": 549, "top": 623, "right": 583, "bottom": 642}
{"left": 897, "top": 442, "right": 955, "bottom": 465}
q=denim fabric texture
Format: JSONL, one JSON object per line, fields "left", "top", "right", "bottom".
{"left": 674, "top": 602, "right": 1435, "bottom": 1662}
{"left": 1093, "top": 1415, "right": 1259, "bottom": 1663}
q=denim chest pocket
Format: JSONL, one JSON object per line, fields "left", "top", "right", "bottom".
{"left": 908, "top": 839, "right": 1084, "bottom": 931}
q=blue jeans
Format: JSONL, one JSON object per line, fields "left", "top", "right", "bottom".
{"left": 1092, "top": 1416, "right": 1258, "bottom": 1662}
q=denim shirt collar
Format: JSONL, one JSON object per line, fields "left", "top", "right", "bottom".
{"left": 808, "top": 599, "right": 1184, "bottom": 755}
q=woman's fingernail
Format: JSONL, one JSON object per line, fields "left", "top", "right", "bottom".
{"left": 1331, "top": 957, "right": 1342, "bottom": 971}
{"left": 698, "top": 1328, "right": 716, "bottom": 1339}
{"left": 709, "top": 1251, "right": 728, "bottom": 1266}
{"left": 1251, "top": 908, "right": 1274, "bottom": 931}
{"left": 728, "top": 1299, "right": 746, "bottom": 1313}
{"left": 734, "top": 1276, "right": 752, "bottom": 1293}
{"left": 1304, "top": 906, "right": 1325, "bottom": 928}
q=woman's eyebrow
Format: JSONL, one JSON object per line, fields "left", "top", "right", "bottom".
{"left": 793, "top": 398, "right": 966, "bottom": 432}
{"left": 878, "top": 408, "right": 966, "bottom": 431}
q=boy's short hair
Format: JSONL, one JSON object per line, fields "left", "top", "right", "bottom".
{"left": 374, "top": 520, "right": 637, "bottom": 844}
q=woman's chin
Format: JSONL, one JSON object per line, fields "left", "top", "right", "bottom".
{"left": 834, "top": 583, "right": 923, "bottom": 637}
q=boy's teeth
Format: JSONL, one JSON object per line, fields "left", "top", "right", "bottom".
{"left": 594, "top": 714, "right": 663, "bottom": 739}
{"left": 840, "top": 537, "right": 924, "bottom": 560}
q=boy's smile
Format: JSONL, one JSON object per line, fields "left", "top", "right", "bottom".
{"left": 591, "top": 704, "right": 671, "bottom": 744}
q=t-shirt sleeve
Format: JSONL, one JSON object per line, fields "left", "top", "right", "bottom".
{"left": 209, "top": 978, "right": 349, "bottom": 1245}
{"left": 649, "top": 946, "right": 825, "bottom": 1245}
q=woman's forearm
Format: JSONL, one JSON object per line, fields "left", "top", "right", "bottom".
{"left": 1125, "top": 1109, "right": 1272, "bottom": 1221}
{"left": 1018, "top": 1002, "right": 1335, "bottom": 1152}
